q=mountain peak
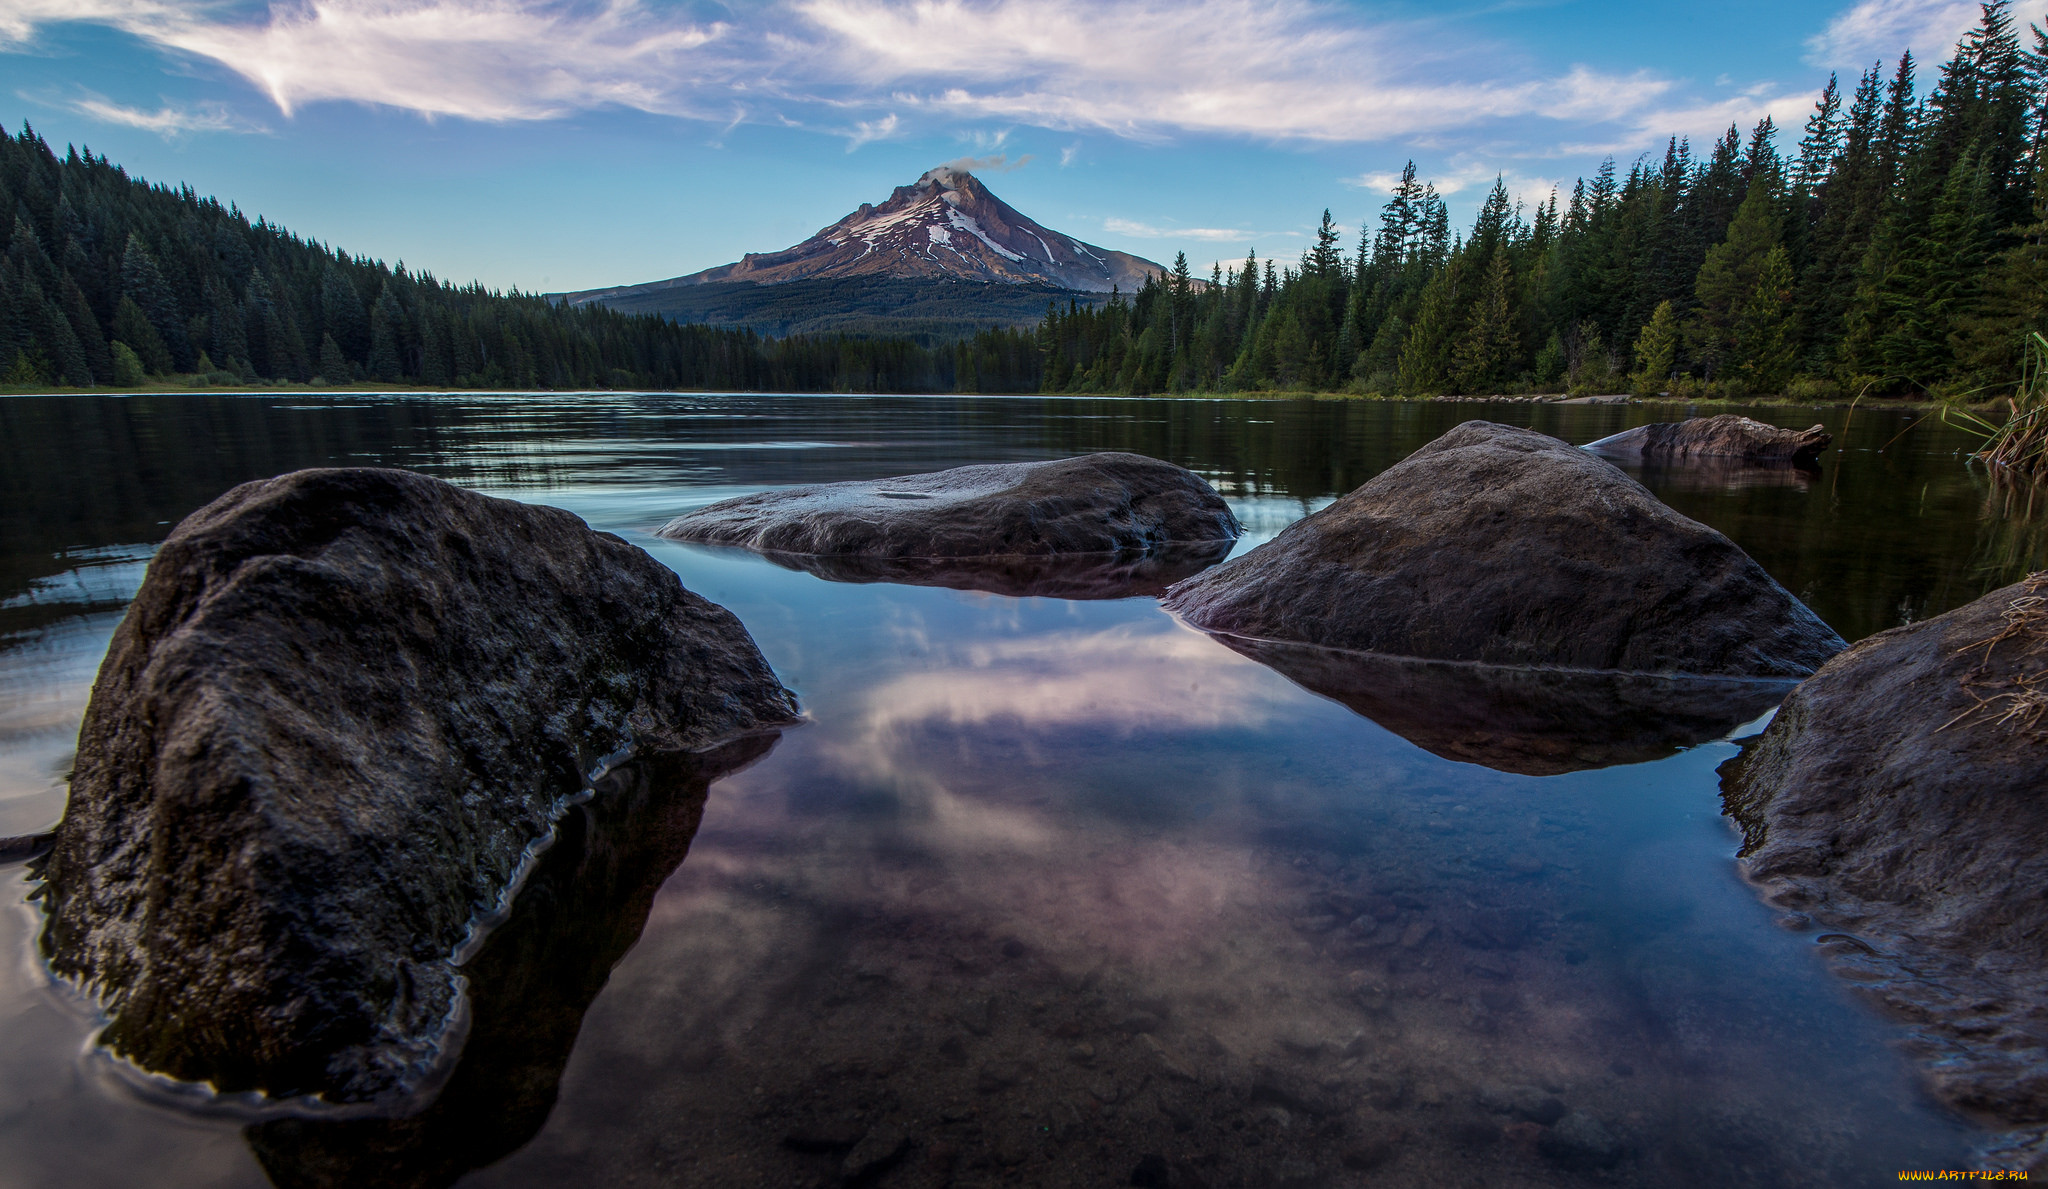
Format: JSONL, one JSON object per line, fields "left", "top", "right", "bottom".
{"left": 915, "top": 164, "right": 974, "bottom": 191}
{"left": 567, "top": 167, "right": 1165, "bottom": 301}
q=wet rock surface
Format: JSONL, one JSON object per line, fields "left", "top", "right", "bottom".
{"left": 1163, "top": 421, "right": 1845, "bottom": 677}
{"left": 1207, "top": 636, "right": 1792, "bottom": 775}
{"left": 731, "top": 539, "right": 1235, "bottom": 600}
{"left": 36, "top": 467, "right": 799, "bottom": 1105}
{"left": 1721, "top": 573, "right": 2048, "bottom": 1130}
{"left": 0, "top": 831, "right": 53, "bottom": 863}
{"left": 245, "top": 736, "right": 777, "bottom": 1189}
{"left": 1584, "top": 415, "right": 1831, "bottom": 466}
{"left": 656, "top": 453, "right": 1239, "bottom": 559}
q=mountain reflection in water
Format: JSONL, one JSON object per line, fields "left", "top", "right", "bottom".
{"left": 0, "top": 394, "right": 2027, "bottom": 1188}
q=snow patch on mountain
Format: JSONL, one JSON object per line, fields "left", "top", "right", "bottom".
{"left": 562, "top": 166, "right": 1166, "bottom": 302}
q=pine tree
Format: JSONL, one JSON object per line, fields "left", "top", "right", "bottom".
{"left": 1307, "top": 210, "right": 1343, "bottom": 280}
{"left": 1397, "top": 264, "right": 1460, "bottom": 394}
{"left": 1452, "top": 246, "right": 1516, "bottom": 391}
{"left": 1792, "top": 74, "right": 1845, "bottom": 197}
{"left": 1630, "top": 300, "right": 1680, "bottom": 393}
{"left": 107, "top": 340, "right": 145, "bottom": 387}
{"left": 57, "top": 272, "right": 110, "bottom": 382}
{"left": 23, "top": 276, "right": 89, "bottom": 385}
{"left": 1733, "top": 247, "right": 1797, "bottom": 392}
{"left": 112, "top": 294, "right": 172, "bottom": 375}
{"left": 321, "top": 265, "right": 369, "bottom": 362}
{"left": 1874, "top": 147, "right": 1997, "bottom": 384}
{"left": 1688, "top": 179, "right": 1783, "bottom": 377}
{"left": 317, "top": 332, "right": 349, "bottom": 384}
{"left": 120, "top": 232, "right": 194, "bottom": 370}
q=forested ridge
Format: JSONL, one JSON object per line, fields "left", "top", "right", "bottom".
{"left": 1041, "top": 2, "right": 2048, "bottom": 400}
{"left": 4, "top": 2, "right": 2044, "bottom": 401}
{"left": 0, "top": 128, "right": 1040, "bottom": 394}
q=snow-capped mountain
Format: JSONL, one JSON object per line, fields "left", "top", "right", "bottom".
{"left": 565, "top": 167, "right": 1164, "bottom": 305}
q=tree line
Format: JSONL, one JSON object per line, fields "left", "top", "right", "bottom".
{"left": 0, "top": 124, "right": 1041, "bottom": 394}
{"left": 7, "top": 2, "right": 2043, "bottom": 403}
{"left": 1037, "top": 1, "right": 2048, "bottom": 400}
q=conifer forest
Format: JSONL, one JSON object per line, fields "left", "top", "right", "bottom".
{"left": 0, "top": 130, "right": 1041, "bottom": 395}
{"left": 1046, "top": 3, "right": 2048, "bottom": 400}
{"left": 3, "top": 3, "right": 2046, "bottom": 401}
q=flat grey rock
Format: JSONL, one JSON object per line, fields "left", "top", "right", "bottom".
{"left": 1721, "top": 574, "right": 2048, "bottom": 1127}
{"left": 38, "top": 467, "right": 798, "bottom": 1105}
{"left": 1162, "top": 421, "right": 1843, "bottom": 677}
{"left": 656, "top": 453, "right": 1238, "bottom": 560}
{"left": 1584, "top": 414, "right": 1830, "bottom": 465}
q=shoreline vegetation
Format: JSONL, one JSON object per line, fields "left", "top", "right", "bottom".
{"left": 0, "top": 384, "right": 1982, "bottom": 417}
{"left": 2, "top": 5, "right": 2045, "bottom": 416}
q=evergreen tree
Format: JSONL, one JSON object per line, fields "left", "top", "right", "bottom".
{"left": 1689, "top": 179, "right": 1783, "bottom": 377}
{"left": 112, "top": 295, "right": 172, "bottom": 374}
{"left": 1452, "top": 246, "right": 1516, "bottom": 391}
{"left": 1734, "top": 247, "right": 1798, "bottom": 392}
{"left": 107, "top": 340, "right": 145, "bottom": 386}
{"left": 1398, "top": 263, "right": 1460, "bottom": 394}
{"left": 120, "top": 232, "right": 194, "bottom": 369}
{"left": 1630, "top": 299, "right": 1680, "bottom": 393}
{"left": 57, "top": 272, "right": 110, "bottom": 382}
{"left": 317, "top": 332, "right": 349, "bottom": 384}
{"left": 321, "top": 265, "right": 369, "bottom": 362}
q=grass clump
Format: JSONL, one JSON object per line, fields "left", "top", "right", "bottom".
{"left": 1948, "top": 331, "right": 2048, "bottom": 477}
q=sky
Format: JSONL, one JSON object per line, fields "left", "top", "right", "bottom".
{"left": 0, "top": 0, "right": 2000, "bottom": 292}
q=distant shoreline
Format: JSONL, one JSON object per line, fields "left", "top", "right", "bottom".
{"left": 0, "top": 384, "right": 1971, "bottom": 412}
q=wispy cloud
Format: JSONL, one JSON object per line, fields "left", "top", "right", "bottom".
{"left": 0, "top": 0, "right": 1835, "bottom": 160}
{"left": 1807, "top": 0, "right": 1977, "bottom": 66}
{"left": 1104, "top": 217, "right": 1271, "bottom": 242}
{"left": 1344, "top": 164, "right": 1568, "bottom": 212}
{"left": 844, "top": 111, "right": 898, "bottom": 150}
{"left": 60, "top": 93, "right": 256, "bottom": 135}
{"left": 802, "top": 0, "right": 1673, "bottom": 143}
{"left": 1, "top": 0, "right": 728, "bottom": 121}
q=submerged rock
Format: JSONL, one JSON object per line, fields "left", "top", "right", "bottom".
{"left": 1207, "top": 636, "right": 1791, "bottom": 775}
{"left": 1721, "top": 574, "right": 2048, "bottom": 1127}
{"left": 732, "top": 538, "right": 1233, "bottom": 600}
{"left": 1583, "top": 414, "right": 1830, "bottom": 466}
{"left": 38, "top": 468, "right": 798, "bottom": 1105}
{"left": 1162, "top": 421, "right": 1843, "bottom": 676}
{"left": 656, "top": 452, "right": 1238, "bottom": 559}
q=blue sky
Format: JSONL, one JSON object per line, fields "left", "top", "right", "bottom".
{"left": 0, "top": 0, "right": 1996, "bottom": 291}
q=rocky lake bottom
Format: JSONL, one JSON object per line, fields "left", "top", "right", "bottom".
{"left": 1, "top": 392, "right": 2043, "bottom": 1188}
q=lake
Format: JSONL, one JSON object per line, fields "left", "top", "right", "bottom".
{"left": 1, "top": 392, "right": 2038, "bottom": 1188}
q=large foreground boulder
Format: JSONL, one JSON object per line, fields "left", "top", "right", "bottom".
{"left": 1720, "top": 574, "right": 2048, "bottom": 1128}
{"left": 1583, "top": 414, "right": 1830, "bottom": 466}
{"left": 37, "top": 468, "right": 799, "bottom": 1105}
{"left": 656, "top": 453, "right": 1239, "bottom": 559}
{"left": 1211, "top": 636, "right": 1792, "bottom": 776}
{"left": 1162, "top": 421, "right": 1844, "bottom": 676}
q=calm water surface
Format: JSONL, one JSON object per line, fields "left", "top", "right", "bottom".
{"left": 0, "top": 393, "right": 2040, "bottom": 1188}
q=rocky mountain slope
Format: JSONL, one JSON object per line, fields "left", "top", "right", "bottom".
{"left": 563, "top": 167, "right": 1163, "bottom": 310}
